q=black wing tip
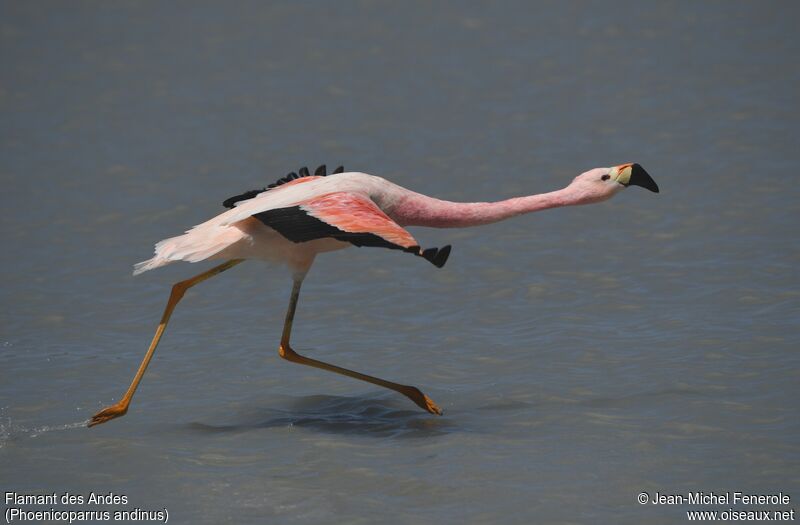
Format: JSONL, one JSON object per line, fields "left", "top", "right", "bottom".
{"left": 222, "top": 188, "right": 266, "bottom": 208}
{"left": 421, "top": 244, "right": 452, "bottom": 268}
{"left": 222, "top": 163, "right": 346, "bottom": 208}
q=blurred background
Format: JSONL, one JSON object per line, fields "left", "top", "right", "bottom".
{"left": 1, "top": 2, "right": 798, "bottom": 523}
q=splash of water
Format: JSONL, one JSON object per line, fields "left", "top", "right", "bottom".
{"left": 0, "top": 415, "right": 89, "bottom": 447}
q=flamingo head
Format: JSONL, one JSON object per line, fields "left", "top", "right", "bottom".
{"left": 568, "top": 163, "right": 659, "bottom": 204}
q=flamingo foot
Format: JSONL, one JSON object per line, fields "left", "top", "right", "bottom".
{"left": 403, "top": 386, "right": 443, "bottom": 415}
{"left": 88, "top": 403, "right": 128, "bottom": 427}
{"left": 422, "top": 393, "right": 443, "bottom": 416}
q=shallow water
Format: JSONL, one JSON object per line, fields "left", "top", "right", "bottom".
{"left": 1, "top": 2, "right": 798, "bottom": 523}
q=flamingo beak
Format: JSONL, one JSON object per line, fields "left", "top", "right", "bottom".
{"left": 612, "top": 163, "right": 659, "bottom": 193}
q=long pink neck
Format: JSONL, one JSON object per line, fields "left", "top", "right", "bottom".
{"left": 392, "top": 188, "right": 577, "bottom": 228}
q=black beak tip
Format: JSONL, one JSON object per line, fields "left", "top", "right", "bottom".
{"left": 631, "top": 163, "right": 659, "bottom": 193}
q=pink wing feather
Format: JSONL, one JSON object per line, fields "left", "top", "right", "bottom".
{"left": 300, "top": 192, "right": 418, "bottom": 249}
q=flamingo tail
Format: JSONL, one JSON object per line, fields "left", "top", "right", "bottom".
{"left": 133, "top": 223, "right": 247, "bottom": 275}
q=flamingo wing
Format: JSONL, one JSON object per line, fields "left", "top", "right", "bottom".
{"left": 222, "top": 164, "right": 344, "bottom": 208}
{"left": 254, "top": 192, "right": 451, "bottom": 268}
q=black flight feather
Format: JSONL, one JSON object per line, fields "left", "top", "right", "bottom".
{"left": 222, "top": 163, "right": 345, "bottom": 208}
{"left": 253, "top": 206, "right": 451, "bottom": 268}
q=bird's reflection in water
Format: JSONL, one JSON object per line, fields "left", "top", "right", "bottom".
{"left": 184, "top": 394, "right": 457, "bottom": 439}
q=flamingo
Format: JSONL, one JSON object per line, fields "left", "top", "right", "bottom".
{"left": 89, "top": 163, "right": 658, "bottom": 427}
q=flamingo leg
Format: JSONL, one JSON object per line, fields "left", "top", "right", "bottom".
{"left": 88, "top": 259, "right": 244, "bottom": 427}
{"left": 277, "top": 279, "right": 443, "bottom": 415}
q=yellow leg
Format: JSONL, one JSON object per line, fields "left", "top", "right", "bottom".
{"left": 277, "top": 279, "right": 442, "bottom": 415}
{"left": 89, "top": 259, "right": 244, "bottom": 427}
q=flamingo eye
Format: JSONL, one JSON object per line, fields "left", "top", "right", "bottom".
{"left": 601, "top": 174, "right": 610, "bottom": 181}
